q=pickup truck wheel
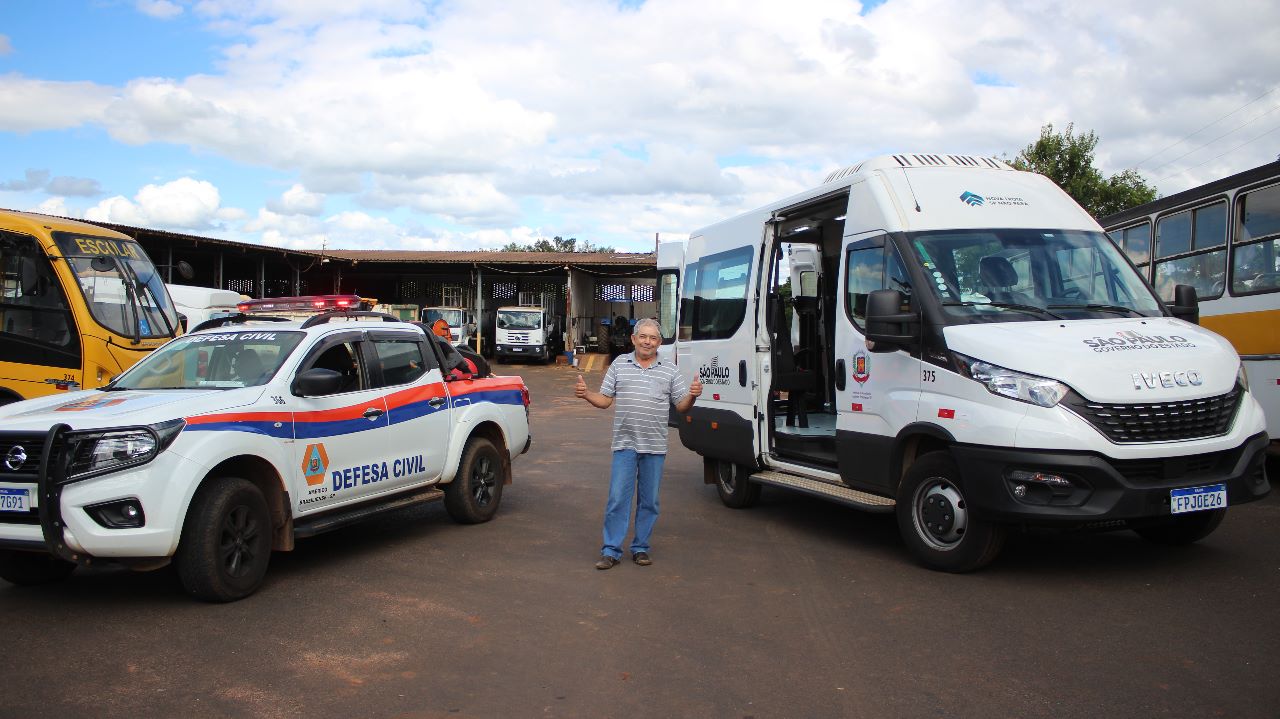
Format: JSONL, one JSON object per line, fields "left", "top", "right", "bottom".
{"left": 1132, "top": 508, "right": 1225, "bottom": 545}
{"left": 896, "top": 453, "right": 1005, "bottom": 573}
{"left": 445, "top": 437, "right": 505, "bottom": 524}
{"left": 0, "top": 550, "right": 76, "bottom": 586}
{"left": 175, "top": 478, "right": 272, "bottom": 602}
{"left": 713, "top": 459, "right": 760, "bottom": 508}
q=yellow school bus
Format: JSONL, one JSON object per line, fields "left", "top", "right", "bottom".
{"left": 0, "top": 210, "right": 181, "bottom": 405}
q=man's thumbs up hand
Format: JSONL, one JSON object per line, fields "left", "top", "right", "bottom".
{"left": 574, "top": 373, "right": 588, "bottom": 399}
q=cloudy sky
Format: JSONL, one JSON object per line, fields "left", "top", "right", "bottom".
{"left": 1, "top": 0, "right": 1278, "bottom": 253}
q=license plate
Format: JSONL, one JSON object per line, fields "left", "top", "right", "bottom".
{"left": 1170, "top": 483, "right": 1227, "bottom": 514}
{"left": 0, "top": 487, "right": 30, "bottom": 513}
{"left": 512, "top": 347, "right": 523, "bottom": 352}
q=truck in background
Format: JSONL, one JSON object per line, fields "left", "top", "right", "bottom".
{"left": 494, "top": 304, "right": 562, "bottom": 363}
{"left": 422, "top": 306, "right": 476, "bottom": 345}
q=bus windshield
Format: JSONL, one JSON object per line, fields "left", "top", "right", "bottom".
{"left": 424, "top": 308, "right": 463, "bottom": 326}
{"left": 53, "top": 233, "right": 179, "bottom": 339}
{"left": 498, "top": 309, "right": 542, "bottom": 330}
{"left": 111, "top": 330, "right": 305, "bottom": 390}
{"left": 907, "top": 228, "right": 1162, "bottom": 323}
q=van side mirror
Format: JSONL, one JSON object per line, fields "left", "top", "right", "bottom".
{"left": 864, "top": 289, "right": 919, "bottom": 353}
{"left": 292, "top": 368, "right": 344, "bottom": 396}
{"left": 1169, "top": 284, "right": 1199, "bottom": 324}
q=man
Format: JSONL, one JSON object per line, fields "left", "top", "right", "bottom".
{"left": 575, "top": 317, "right": 702, "bottom": 570}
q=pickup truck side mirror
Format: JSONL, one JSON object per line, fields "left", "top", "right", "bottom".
{"left": 864, "top": 289, "right": 920, "bottom": 353}
{"left": 1168, "top": 284, "right": 1199, "bottom": 324}
{"left": 292, "top": 368, "right": 344, "bottom": 396}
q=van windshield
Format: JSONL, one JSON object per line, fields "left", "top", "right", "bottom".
{"left": 110, "top": 330, "right": 306, "bottom": 390}
{"left": 908, "top": 228, "right": 1162, "bottom": 322}
{"left": 498, "top": 310, "right": 541, "bottom": 330}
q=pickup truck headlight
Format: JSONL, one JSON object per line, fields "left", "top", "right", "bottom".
{"left": 953, "top": 353, "right": 1069, "bottom": 408}
{"left": 67, "top": 419, "right": 185, "bottom": 481}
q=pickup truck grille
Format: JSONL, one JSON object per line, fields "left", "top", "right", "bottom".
{"left": 0, "top": 432, "right": 46, "bottom": 525}
{"left": 0, "top": 433, "right": 46, "bottom": 481}
{"left": 1063, "top": 386, "right": 1242, "bottom": 443}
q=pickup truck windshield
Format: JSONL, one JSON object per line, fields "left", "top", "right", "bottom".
{"left": 498, "top": 310, "right": 542, "bottom": 330}
{"left": 110, "top": 330, "right": 305, "bottom": 389}
{"left": 908, "top": 228, "right": 1162, "bottom": 323}
{"left": 53, "top": 233, "right": 180, "bottom": 339}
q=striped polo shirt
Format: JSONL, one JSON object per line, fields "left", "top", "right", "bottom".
{"left": 600, "top": 353, "right": 687, "bottom": 454}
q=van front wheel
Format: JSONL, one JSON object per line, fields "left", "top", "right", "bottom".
{"left": 896, "top": 453, "right": 1004, "bottom": 573}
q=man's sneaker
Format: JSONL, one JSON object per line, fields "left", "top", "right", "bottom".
{"left": 632, "top": 551, "right": 652, "bottom": 566}
{"left": 595, "top": 555, "right": 620, "bottom": 570}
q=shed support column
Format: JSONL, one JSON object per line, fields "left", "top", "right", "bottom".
{"left": 216, "top": 254, "right": 224, "bottom": 291}
{"left": 475, "top": 265, "right": 483, "bottom": 354}
{"left": 257, "top": 256, "right": 265, "bottom": 299}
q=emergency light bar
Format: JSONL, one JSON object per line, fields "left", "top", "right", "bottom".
{"left": 236, "top": 294, "right": 372, "bottom": 313}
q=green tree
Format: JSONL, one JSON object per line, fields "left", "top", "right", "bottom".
{"left": 499, "top": 235, "right": 615, "bottom": 253}
{"left": 1010, "top": 123, "right": 1158, "bottom": 218}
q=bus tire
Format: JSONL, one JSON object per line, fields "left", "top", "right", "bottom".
{"left": 445, "top": 437, "right": 504, "bottom": 524}
{"left": 1132, "top": 509, "right": 1225, "bottom": 546}
{"left": 713, "top": 459, "right": 760, "bottom": 508}
{"left": 175, "top": 477, "right": 272, "bottom": 602}
{"left": 0, "top": 550, "right": 76, "bottom": 586}
{"left": 896, "top": 452, "right": 1004, "bottom": 573}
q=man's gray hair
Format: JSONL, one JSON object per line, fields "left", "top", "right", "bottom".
{"left": 632, "top": 317, "right": 661, "bottom": 335}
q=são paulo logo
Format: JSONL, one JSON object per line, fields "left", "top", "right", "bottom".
{"left": 698, "top": 356, "right": 732, "bottom": 386}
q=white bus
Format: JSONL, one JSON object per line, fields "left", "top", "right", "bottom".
{"left": 1101, "top": 160, "right": 1280, "bottom": 460}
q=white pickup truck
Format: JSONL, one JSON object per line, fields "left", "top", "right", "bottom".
{"left": 0, "top": 311, "right": 530, "bottom": 601}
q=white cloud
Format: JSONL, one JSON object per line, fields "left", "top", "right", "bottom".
{"left": 136, "top": 1, "right": 183, "bottom": 19}
{"left": 0, "top": 76, "right": 114, "bottom": 132}
{"left": 31, "top": 197, "right": 70, "bottom": 217}
{"left": 266, "top": 183, "right": 325, "bottom": 216}
{"left": 84, "top": 177, "right": 228, "bottom": 230}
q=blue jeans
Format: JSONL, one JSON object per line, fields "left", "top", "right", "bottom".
{"left": 601, "top": 449, "right": 666, "bottom": 559}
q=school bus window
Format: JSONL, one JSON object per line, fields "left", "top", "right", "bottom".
{"left": 1233, "top": 184, "right": 1280, "bottom": 294}
{"left": 0, "top": 230, "right": 80, "bottom": 369}
{"left": 1154, "top": 202, "right": 1227, "bottom": 301}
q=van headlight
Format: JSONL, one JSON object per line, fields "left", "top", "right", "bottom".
{"left": 953, "top": 353, "right": 1068, "bottom": 408}
{"left": 1237, "top": 363, "right": 1249, "bottom": 391}
{"left": 66, "top": 419, "right": 185, "bottom": 481}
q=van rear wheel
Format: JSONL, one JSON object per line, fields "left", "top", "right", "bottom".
{"left": 713, "top": 459, "right": 760, "bottom": 508}
{"left": 896, "top": 453, "right": 1004, "bottom": 573}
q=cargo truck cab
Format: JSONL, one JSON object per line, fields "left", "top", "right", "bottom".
{"left": 671, "top": 153, "right": 1271, "bottom": 572}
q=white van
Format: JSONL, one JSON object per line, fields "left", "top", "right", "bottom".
{"left": 666, "top": 153, "right": 1271, "bottom": 572}
{"left": 167, "top": 284, "right": 241, "bottom": 332}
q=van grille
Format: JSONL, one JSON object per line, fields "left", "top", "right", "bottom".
{"left": 1063, "top": 386, "right": 1242, "bottom": 443}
